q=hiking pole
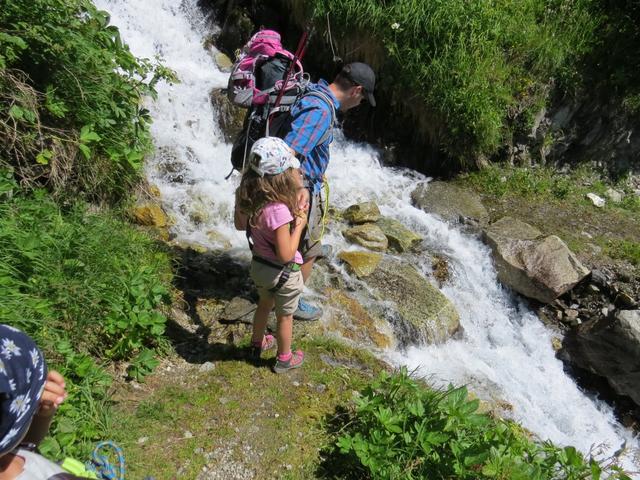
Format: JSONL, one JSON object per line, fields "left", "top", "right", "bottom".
{"left": 268, "top": 28, "right": 311, "bottom": 131}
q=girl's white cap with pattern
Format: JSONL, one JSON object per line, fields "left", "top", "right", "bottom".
{"left": 248, "top": 137, "right": 300, "bottom": 177}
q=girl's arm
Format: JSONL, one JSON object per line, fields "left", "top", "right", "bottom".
{"left": 234, "top": 194, "right": 248, "bottom": 231}
{"left": 273, "top": 213, "right": 307, "bottom": 263}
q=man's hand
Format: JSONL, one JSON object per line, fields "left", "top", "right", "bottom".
{"left": 37, "top": 370, "right": 67, "bottom": 417}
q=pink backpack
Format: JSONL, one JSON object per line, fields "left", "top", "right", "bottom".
{"left": 227, "top": 30, "right": 304, "bottom": 108}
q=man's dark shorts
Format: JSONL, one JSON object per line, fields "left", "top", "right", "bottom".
{"left": 300, "top": 187, "right": 324, "bottom": 262}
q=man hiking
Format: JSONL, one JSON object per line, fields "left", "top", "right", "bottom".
{"left": 285, "top": 62, "right": 376, "bottom": 321}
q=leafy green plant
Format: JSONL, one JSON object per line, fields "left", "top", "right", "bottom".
{"left": 328, "top": 368, "right": 632, "bottom": 479}
{"left": 0, "top": 0, "right": 176, "bottom": 201}
{"left": 127, "top": 348, "right": 161, "bottom": 382}
{"left": 0, "top": 186, "right": 172, "bottom": 458}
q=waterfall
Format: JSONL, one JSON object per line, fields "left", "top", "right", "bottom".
{"left": 94, "top": 0, "right": 638, "bottom": 470}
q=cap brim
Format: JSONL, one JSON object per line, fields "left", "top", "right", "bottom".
{"left": 366, "top": 91, "right": 376, "bottom": 107}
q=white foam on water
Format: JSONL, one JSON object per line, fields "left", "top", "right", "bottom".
{"left": 95, "top": 0, "right": 639, "bottom": 472}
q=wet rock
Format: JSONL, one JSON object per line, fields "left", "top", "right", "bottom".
{"left": 411, "top": 181, "right": 488, "bottom": 226}
{"left": 324, "top": 288, "right": 394, "bottom": 349}
{"left": 131, "top": 203, "right": 168, "bottom": 227}
{"left": 343, "top": 224, "right": 388, "bottom": 251}
{"left": 366, "top": 259, "right": 460, "bottom": 345}
{"left": 375, "top": 217, "right": 423, "bottom": 253}
{"left": 210, "top": 88, "right": 247, "bottom": 142}
{"left": 214, "top": 52, "right": 234, "bottom": 72}
{"left": 563, "top": 309, "right": 640, "bottom": 408}
{"left": 343, "top": 202, "right": 381, "bottom": 224}
{"left": 483, "top": 217, "right": 590, "bottom": 303}
{"left": 432, "top": 255, "right": 451, "bottom": 286}
{"left": 338, "top": 251, "right": 382, "bottom": 278}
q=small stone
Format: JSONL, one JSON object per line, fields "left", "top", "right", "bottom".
{"left": 316, "top": 384, "right": 327, "bottom": 393}
{"left": 566, "top": 309, "right": 579, "bottom": 320}
{"left": 194, "top": 447, "right": 204, "bottom": 454}
{"left": 274, "top": 413, "right": 280, "bottom": 418}
{"left": 601, "top": 307, "right": 609, "bottom": 316}
{"left": 551, "top": 337, "right": 562, "bottom": 351}
{"left": 570, "top": 304, "right": 579, "bottom": 309}
{"left": 615, "top": 292, "right": 637, "bottom": 309}
{"left": 286, "top": 464, "right": 293, "bottom": 471}
{"left": 199, "top": 362, "right": 216, "bottom": 373}
{"left": 219, "top": 397, "right": 229, "bottom": 405}
{"left": 556, "top": 310, "right": 563, "bottom": 320}
{"left": 589, "top": 284, "right": 600, "bottom": 293}
{"left": 581, "top": 231, "right": 593, "bottom": 239}
{"left": 605, "top": 188, "right": 624, "bottom": 203}
{"left": 586, "top": 193, "right": 605, "bottom": 207}
{"left": 292, "top": 381, "right": 300, "bottom": 387}
{"left": 184, "top": 431, "right": 193, "bottom": 439}
{"left": 137, "top": 436, "right": 148, "bottom": 444}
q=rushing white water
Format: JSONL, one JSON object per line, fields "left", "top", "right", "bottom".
{"left": 95, "top": 0, "right": 638, "bottom": 471}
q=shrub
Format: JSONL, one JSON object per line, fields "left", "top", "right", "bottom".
{"left": 0, "top": 0, "right": 175, "bottom": 201}
{"left": 329, "top": 368, "right": 631, "bottom": 479}
{"left": 0, "top": 173, "right": 172, "bottom": 458}
{"left": 310, "top": 0, "right": 599, "bottom": 162}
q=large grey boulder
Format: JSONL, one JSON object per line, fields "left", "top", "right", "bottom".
{"left": 563, "top": 310, "right": 640, "bottom": 407}
{"left": 483, "top": 217, "right": 590, "bottom": 303}
{"left": 366, "top": 259, "right": 460, "bottom": 345}
{"left": 411, "top": 181, "right": 489, "bottom": 226}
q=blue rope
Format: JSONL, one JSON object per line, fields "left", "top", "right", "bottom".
{"left": 86, "top": 441, "right": 125, "bottom": 480}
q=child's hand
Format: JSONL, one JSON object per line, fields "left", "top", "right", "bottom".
{"left": 295, "top": 211, "right": 308, "bottom": 228}
{"left": 297, "top": 187, "right": 310, "bottom": 211}
{"left": 37, "top": 370, "right": 67, "bottom": 417}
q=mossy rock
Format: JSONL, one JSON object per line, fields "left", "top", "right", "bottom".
{"left": 324, "top": 288, "right": 395, "bottom": 349}
{"left": 376, "top": 217, "right": 423, "bottom": 253}
{"left": 338, "top": 251, "right": 382, "bottom": 278}
{"left": 210, "top": 88, "right": 247, "bottom": 142}
{"left": 343, "top": 202, "right": 381, "bottom": 224}
{"left": 214, "top": 52, "right": 234, "bottom": 72}
{"left": 343, "top": 224, "right": 388, "bottom": 251}
{"left": 366, "top": 259, "right": 460, "bottom": 345}
{"left": 412, "top": 181, "right": 488, "bottom": 225}
{"left": 132, "top": 203, "right": 168, "bottom": 227}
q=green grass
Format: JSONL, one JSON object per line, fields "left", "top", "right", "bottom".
{"left": 464, "top": 164, "right": 639, "bottom": 213}
{"left": 108, "top": 337, "right": 385, "bottom": 479}
{"left": 0, "top": 180, "right": 173, "bottom": 459}
{"left": 309, "top": 0, "right": 598, "bottom": 161}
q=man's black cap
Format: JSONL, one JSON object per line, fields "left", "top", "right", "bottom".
{"left": 342, "top": 62, "right": 376, "bottom": 106}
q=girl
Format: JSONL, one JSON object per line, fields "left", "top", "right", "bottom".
{"left": 234, "top": 137, "right": 309, "bottom": 373}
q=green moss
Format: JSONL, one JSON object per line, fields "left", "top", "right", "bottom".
{"left": 108, "top": 337, "right": 386, "bottom": 480}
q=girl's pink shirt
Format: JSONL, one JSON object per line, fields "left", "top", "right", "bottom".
{"left": 251, "top": 202, "right": 303, "bottom": 264}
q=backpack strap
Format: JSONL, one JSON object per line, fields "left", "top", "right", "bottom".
{"left": 300, "top": 89, "right": 337, "bottom": 146}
